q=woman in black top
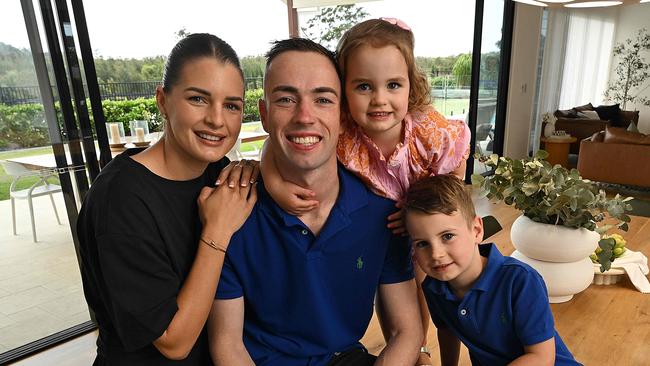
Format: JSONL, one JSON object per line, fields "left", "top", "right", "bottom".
{"left": 77, "top": 33, "right": 257, "bottom": 365}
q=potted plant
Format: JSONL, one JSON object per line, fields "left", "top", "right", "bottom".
{"left": 471, "top": 151, "right": 633, "bottom": 302}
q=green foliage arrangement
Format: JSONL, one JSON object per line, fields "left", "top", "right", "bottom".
{"left": 471, "top": 151, "right": 633, "bottom": 270}
{"left": 591, "top": 233, "right": 627, "bottom": 272}
{"left": 603, "top": 28, "right": 650, "bottom": 109}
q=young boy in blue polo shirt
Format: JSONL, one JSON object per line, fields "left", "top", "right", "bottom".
{"left": 403, "top": 175, "right": 581, "bottom": 365}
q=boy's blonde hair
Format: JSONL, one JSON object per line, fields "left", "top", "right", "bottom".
{"left": 336, "top": 19, "right": 431, "bottom": 112}
{"left": 404, "top": 175, "right": 476, "bottom": 227}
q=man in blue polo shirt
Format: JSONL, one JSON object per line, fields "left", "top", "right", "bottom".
{"left": 207, "top": 38, "right": 422, "bottom": 366}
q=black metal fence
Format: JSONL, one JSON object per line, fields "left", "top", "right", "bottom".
{"left": 0, "top": 77, "right": 266, "bottom": 105}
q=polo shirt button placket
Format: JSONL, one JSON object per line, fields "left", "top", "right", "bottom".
{"left": 301, "top": 229, "right": 309, "bottom": 235}
{"left": 460, "top": 308, "right": 467, "bottom": 316}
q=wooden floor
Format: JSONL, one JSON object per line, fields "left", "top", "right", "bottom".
{"left": 10, "top": 193, "right": 650, "bottom": 365}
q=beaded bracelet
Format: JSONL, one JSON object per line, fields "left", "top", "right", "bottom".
{"left": 200, "top": 237, "right": 227, "bottom": 254}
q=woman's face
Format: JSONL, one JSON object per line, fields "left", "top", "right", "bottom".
{"left": 158, "top": 57, "right": 244, "bottom": 165}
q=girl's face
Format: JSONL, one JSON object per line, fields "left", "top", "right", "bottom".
{"left": 157, "top": 57, "right": 244, "bottom": 166}
{"left": 344, "top": 44, "right": 410, "bottom": 141}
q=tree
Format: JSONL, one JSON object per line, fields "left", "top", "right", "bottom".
{"left": 603, "top": 28, "right": 650, "bottom": 110}
{"left": 452, "top": 53, "right": 472, "bottom": 87}
{"left": 301, "top": 5, "right": 369, "bottom": 50}
{"left": 175, "top": 27, "right": 190, "bottom": 40}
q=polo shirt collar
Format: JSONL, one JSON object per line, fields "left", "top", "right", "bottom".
{"left": 257, "top": 163, "right": 369, "bottom": 229}
{"left": 424, "top": 243, "right": 504, "bottom": 299}
{"left": 472, "top": 243, "right": 505, "bottom": 292}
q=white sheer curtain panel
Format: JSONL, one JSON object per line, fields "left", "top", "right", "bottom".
{"left": 533, "top": 9, "right": 569, "bottom": 153}
{"left": 558, "top": 8, "right": 616, "bottom": 109}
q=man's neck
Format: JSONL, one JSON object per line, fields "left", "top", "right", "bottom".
{"left": 276, "top": 161, "right": 339, "bottom": 236}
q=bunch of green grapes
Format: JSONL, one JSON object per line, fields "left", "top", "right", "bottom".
{"left": 590, "top": 233, "right": 626, "bottom": 263}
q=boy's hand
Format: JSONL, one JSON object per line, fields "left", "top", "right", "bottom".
{"left": 277, "top": 185, "right": 319, "bottom": 215}
{"left": 387, "top": 202, "right": 407, "bottom": 235}
{"left": 216, "top": 160, "right": 260, "bottom": 188}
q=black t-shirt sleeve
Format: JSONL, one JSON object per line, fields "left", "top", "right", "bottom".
{"left": 96, "top": 231, "right": 179, "bottom": 351}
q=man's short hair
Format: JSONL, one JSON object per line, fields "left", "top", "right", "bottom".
{"left": 404, "top": 175, "right": 477, "bottom": 227}
{"left": 264, "top": 38, "right": 342, "bottom": 85}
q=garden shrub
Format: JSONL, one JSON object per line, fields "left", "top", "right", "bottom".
{"left": 244, "top": 88, "right": 263, "bottom": 122}
{"left": 0, "top": 103, "right": 49, "bottom": 148}
{"left": 0, "top": 88, "right": 263, "bottom": 149}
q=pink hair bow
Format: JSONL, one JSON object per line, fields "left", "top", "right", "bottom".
{"left": 380, "top": 17, "right": 411, "bottom": 31}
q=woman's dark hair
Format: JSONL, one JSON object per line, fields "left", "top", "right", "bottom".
{"left": 162, "top": 33, "right": 243, "bottom": 91}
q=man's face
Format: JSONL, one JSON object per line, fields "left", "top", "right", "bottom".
{"left": 259, "top": 51, "right": 341, "bottom": 173}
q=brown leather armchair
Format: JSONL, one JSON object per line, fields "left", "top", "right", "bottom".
{"left": 577, "top": 128, "right": 650, "bottom": 188}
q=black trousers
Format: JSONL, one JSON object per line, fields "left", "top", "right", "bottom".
{"left": 327, "top": 348, "right": 377, "bottom": 366}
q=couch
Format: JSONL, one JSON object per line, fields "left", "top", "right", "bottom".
{"left": 552, "top": 103, "right": 639, "bottom": 154}
{"left": 577, "top": 127, "right": 650, "bottom": 188}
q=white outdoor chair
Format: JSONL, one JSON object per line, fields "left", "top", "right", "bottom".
{"left": 1, "top": 160, "right": 62, "bottom": 242}
{"left": 226, "top": 138, "right": 262, "bottom": 162}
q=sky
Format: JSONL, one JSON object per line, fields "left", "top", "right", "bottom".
{"left": 0, "top": 0, "right": 501, "bottom": 59}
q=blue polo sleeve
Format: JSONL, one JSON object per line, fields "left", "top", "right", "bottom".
{"left": 215, "top": 253, "right": 244, "bottom": 299}
{"left": 512, "top": 268, "right": 556, "bottom": 346}
{"left": 379, "top": 234, "right": 414, "bottom": 284}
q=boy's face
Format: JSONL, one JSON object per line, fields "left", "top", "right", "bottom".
{"left": 407, "top": 210, "right": 484, "bottom": 292}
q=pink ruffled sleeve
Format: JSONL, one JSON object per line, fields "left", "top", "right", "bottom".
{"left": 432, "top": 118, "right": 471, "bottom": 175}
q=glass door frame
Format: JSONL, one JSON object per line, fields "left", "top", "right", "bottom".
{"left": 0, "top": 0, "right": 107, "bottom": 363}
{"left": 465, "top": 0, "right": 515, "bottom": 180}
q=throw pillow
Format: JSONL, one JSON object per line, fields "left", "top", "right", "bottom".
{"left": 578, "top": 110, "right": 601, "bottom": 120}
{"left": 594, "top": 104, "right": 622, "bottom": 126}
{"left": 556, "top": 109, "right": 578, "bottom": 118}
{"left": 574, "top": 103, "right": 594, "bottom": 111}
{"left": 627, "top": 122, "right": 640, "bottom": 133}
{"left": 604, "top": 126, "right": 650, "bottom": 145}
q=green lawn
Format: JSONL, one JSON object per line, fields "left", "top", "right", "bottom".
{"left": 0, "top": 147, "right": 56, "bottom": 201}
{"left": 239, "top": 121, "right": 265, "bottom": 153}
{"left": 433, "top": 98, "right": 469, "bottom": 117}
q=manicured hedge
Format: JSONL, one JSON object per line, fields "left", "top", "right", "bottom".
{"left": 0, "top": 89, "right": 264, "bottom": 150}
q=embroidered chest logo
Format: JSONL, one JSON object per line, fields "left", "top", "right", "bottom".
{"left": 356, "top": 256, "right": 364, "bottom": 270}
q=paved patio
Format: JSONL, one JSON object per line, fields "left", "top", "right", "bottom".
{"left": 0, "top": 193, "right": 90, "bottom": 354}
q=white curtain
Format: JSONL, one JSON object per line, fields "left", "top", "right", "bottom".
{"left": 533, "top": 9, "right": 570, "bottom": 152}
{"left": 558, "top": 8, "right": 616, "bottom": 109}
{"left": 533, "top": 7, "right": 616, "bottom": 153}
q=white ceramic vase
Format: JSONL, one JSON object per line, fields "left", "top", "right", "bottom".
{"left": 510, "top": 215, "right": 600, "bottom": 303}
{"left": 543, "top": 121, "right": 555, "bottom": 138}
